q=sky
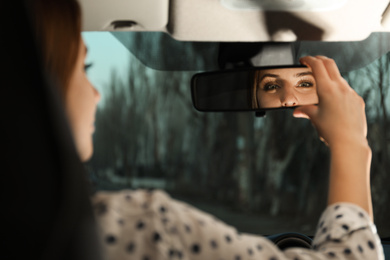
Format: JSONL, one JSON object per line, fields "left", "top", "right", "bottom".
{"left": 82, "top": 32, "right": 131, "bottom": 103}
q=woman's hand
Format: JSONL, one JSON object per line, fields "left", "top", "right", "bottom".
{"left": 293, "top": 56, "right": 368, "bottom": 148}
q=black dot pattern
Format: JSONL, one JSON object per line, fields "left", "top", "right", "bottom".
{"left": 368, "top": 240, "right": 375, "bottom": 249}
{"left": 342, "top": 224, "right": 349, "bottom": 231}
{"left": 184, "top": 224, "right": 191, "bottom": 233}
{"left": 191, "top": 244, "right": 201, "bottom": 254}
{"left": 210, "top": 240, "right": 218, "bottom": 249}
{"left": 225, "top": 235, "right": 232, "bottom": 243}
{"left": 343, "top": 248, "right": 351, "bottom": 255}
{"left": 94, "top": 201, "right": 108, "bottom": 216}
{"left": 153, "top": 232, "right": 161, "bottom": 242}
{"left": 105, "top": 235, "right": 116, "bottom": 244}
{"left": 92, "top": 191, "right": 382, "bottom": 260}
{"left": 327, "top": 252, "right": 336, "bottom": 257}
{"left": 177, "top": 250, "right": 183, "bottom": 259}
{"left": 136, "top": 220, "right": 145, "bottom": 230}
{"left": 126, "top": 242, "right": 135, "bottom": 253}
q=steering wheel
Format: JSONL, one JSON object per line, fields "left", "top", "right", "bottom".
{"left": 267, "top": 232, "right": 312, "bottom": 250}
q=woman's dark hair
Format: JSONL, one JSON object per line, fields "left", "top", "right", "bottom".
{"left": 28, "top": 0, "right": 82, "bottom": 95}
{"left": 252, "top": 70, "right": 261, "bottom": 109}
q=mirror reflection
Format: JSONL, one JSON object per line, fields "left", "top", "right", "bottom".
{"left": 191, "top": 66, "right": 319, "bottom": 111}
{"left": 253, "top": 67, "right": 318, "bottom": 109}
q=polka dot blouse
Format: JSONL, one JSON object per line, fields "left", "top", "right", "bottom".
{"left": 92, "top": 189, "right": 384, "bottom": 260}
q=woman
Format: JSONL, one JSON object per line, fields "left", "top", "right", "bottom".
{"left": 29, "top": 0, "right": 99, "bottom": 162}
{"left": 30, "top": 0, "right": 383, "bottom": 259}
{"left": 252, "top": 67, "right": 319, "bottom": 109}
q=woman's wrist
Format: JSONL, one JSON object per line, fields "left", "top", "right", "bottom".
{"left": 329, "top": 138, "right": 372, "bottom": 172}
{"left": 328, "top": 134, "right": 370, "bottom": 153}
{"left": 327, "top": 136, "right": 373, "bottom": 220}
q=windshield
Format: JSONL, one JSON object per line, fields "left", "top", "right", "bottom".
{"left": 83, "top": 31, "right": 390, "bottom": 237}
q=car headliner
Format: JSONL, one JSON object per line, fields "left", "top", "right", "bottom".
{"left": 80, "top": 0, "right": 390, "bottom": 42}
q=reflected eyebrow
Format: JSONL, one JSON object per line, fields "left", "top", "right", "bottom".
{"left": 259, "top": 73, "right": 279, "bottom": 82}
{"left": 294, "top": 71, "right": 313, "bottom": 77}
{"left": 259, "top": 71, "right": 313, "bottom": 82}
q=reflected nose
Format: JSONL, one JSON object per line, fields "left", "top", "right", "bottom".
{"left": 282, "top": 100, "right": 297, "bottom": 107}
{"left": 281, "top": 88, "right": 298, "bottom": 107}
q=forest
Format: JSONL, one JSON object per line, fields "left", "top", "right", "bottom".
{"left": 86, "top": 32, "right": 390, "bottom": 237}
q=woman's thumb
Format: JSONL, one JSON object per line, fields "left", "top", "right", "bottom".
{"left": 293, "top": 105, "right": 318, "bottom": 120}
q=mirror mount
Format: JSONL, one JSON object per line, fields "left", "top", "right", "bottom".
{"left": 218, "top": 42, "right": 296, "bottom": 69}
{"left": 255, "top": 111, "right": 266, "bottom": 118}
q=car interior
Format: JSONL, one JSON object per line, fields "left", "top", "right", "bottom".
{"left": 4, "top": 0, "right": 390, "bottom": 258}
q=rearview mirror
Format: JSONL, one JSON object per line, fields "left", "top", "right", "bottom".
{"left": 191, "top": 65, "right": 318, "bottom": 111}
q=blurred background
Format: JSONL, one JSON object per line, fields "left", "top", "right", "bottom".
{"left": 83, "top": 31, "right": 390, "bottom": 237}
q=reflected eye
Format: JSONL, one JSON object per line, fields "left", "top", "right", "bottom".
{"left": 84, "top": 63, "right": 93, "bottom": 72}
{"left": 263, "top": 84, "right": 280, "bottom": 92}
{"left": 298, "top": 81, "right": 314, "bottom": 88}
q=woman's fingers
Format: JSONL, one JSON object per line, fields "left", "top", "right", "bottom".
{"left": 314, "top": 56, "right": 342, "bottom": 81}
{"left": 300, "top": 56, "right": 341, "bottom": 80}
{"left": 300, "top": 56, "right": 349, "bottom": 100}
{"left": 293, "top": 105, "right": 317, "bottom": 120}
{"left": 299, "top": 56, "right": 332, "bottom": 97}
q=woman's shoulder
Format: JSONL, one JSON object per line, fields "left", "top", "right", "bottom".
{"left": 91, "top": 190, "right": 384, "bottom": 260}
{"left": 92, "top": 188, "right": 170, "bottom": 202}
{"left": 92, "top": 189, "right": 173, "bottom": 214}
